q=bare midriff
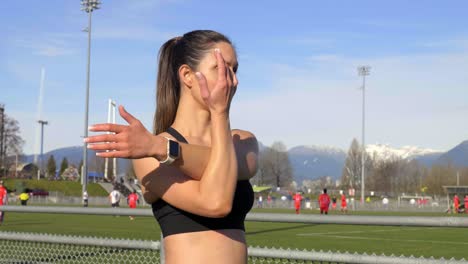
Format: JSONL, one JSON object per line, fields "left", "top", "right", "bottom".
{"left": 163, "top": 229, "right": 247, "bottom": 264}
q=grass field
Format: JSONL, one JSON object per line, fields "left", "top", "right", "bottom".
{"left": 1, "top": 207, "right": 467, "bottom": 260}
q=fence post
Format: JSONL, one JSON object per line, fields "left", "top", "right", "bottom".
{"left": 160, "top": 233, "right": 165, "bottom": 264}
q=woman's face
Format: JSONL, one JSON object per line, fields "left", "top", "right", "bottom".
{"left": 192, "top": 42, "right": 238, "bottom": 107}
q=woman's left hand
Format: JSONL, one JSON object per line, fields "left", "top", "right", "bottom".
{"left": 85, "top": 105, "right": 159, "bottom": 159}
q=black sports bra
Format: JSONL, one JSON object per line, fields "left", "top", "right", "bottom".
{"left": 152, "top": 127, "right": 254, "bottom": 238}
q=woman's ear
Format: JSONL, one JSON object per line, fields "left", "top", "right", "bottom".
{"left": 179, "top": 64, "right": 194, "bottom": 89}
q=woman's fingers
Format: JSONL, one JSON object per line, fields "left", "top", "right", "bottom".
{"left": 119, "top": 105, "right": 138, "bottom": 125}
{"left": 96, "top": 150, "right": 128, "bottom": 158}
{"left": 215, "top": 48, "right": 227, "bottom": 83}
{"left": 196, "top": 72, "right": 210, "bottom": 101}
{"left": 85, "top": 134, "right": 118, "bottom": 144}
{"left": 87, "top": 142, "right": 123, "bottom": 151}
{"left": 89, "top": 123, "right": 126, "bottom": 133}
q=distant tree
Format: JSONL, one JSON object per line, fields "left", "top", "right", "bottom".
{"left": 0, "top": 114, "right": 25, "bottom": 175}
{"left": 260, "top": 141, "right": 293, "bottom": 188}
{"left": 59, "top": 157, "right": 69, "bottom": 176}
{"left": 46, "top": 155, "right": 57, "bottom": 179}
{"left": 423, "top": 162, "right": 457, "bottom": 195}
{"left": 252, "top": 151, "right": 273, "bottom": 186}
{"left": 341, "top": 139, "right": 362, "bottom": 190}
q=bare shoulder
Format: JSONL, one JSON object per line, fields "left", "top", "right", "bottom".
{"left": 231, "top": 129, "right": 257, "bottom": 140}
{"left": 231, "top": 129, "right": 259, "bottom": 155}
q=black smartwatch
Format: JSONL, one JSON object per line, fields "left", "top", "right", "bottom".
{"left": 160, "top": 137, "right": 180, "bottom": 165}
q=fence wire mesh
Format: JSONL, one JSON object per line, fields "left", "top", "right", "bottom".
{"left": 1, "top": 231, "right": 467, "bottom": 264}
{"left": 0, "top": 239, "right": 160, "bottom": 264}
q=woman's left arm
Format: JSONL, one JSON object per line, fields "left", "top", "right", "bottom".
{"left": 157, "top": 129, "right": 258, "bottom": 181}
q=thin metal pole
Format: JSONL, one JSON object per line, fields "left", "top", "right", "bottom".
{"left": 112, "top": 103, "right": 117, "bottom": 181}
{"left": 361, "top": 74, "right": 366, "bottom": 205}
{"left": 0, "top": 105, "right": 4, "bottom": 176}
{"left": 83, "top": 10, "right": 92, "bottom": 197}
{"left": 15, "top": 153, "right": 18, "bottom": 178}
{"left": 357, "top": 65, "right": 370, "bottom": 206}
{"left": 41, "top": 123, "right": 44, "bottom": 176}
{"left": 104, "top": 99, "right": 111, "bottom": 181}
{"left": 38, "top": 120, "right": 48, "bottom": 179}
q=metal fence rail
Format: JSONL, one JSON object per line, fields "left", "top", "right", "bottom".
{"left": 1, "top": 231, "right": 467, "bottom": 264}
{"left": 2, "top": 205, "right": 468, "bottom": 227}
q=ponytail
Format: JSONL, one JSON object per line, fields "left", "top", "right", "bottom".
{"left": 153, "top": 37, "right": 180, "bottom": 135}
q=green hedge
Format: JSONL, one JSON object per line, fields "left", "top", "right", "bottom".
{"left": 2, "top": 179, "right": 108, "bottom": 197}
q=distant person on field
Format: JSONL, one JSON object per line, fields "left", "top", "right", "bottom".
{"left": 382, "top": 197, "right": 389, "bottom": 210}
{"left": 318, "top": 188, "right": 331, "bottom": 215}
{"left": 267, "top": 194, "right": 272, "bottom": 208}
{"left": 465, "top": 195, "right": 468, "bottom": 214}
{"left": 453, "top": 194, "right": 460, "bottom": 214}
{"left": 293, "top": 192, "right": 303, "bottom": 214}
{"left": 331, "top": 195, "right": 337, "bottom": 210}
{"left": 340, "top": 193, "right": 347, "bottom": 214}
{"left": 257, "top": 195, "right": 263, "bottom": 208}
{"left": 19, "top": 191, "right": 29, "bottom": 206}
{"left": 127, "top": 191, "right": 139, "bottom": 220}
{"left": 0, "top": 181, "right": 7, "bottom": 224}
{"left": 83, "top": 191, "right": 89, "bottom": 207}
{"left": 109, "top": 188, "right": 121, "bottom": 208}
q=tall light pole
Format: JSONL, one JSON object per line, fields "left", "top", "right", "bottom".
{"left": 357, "top": 66, "right": 370, "bottom": 205}
{"left": 81, "top": 0, "right": 101, "bottom": 196}
{"left": 0, "top": 104, "right": 4, "bottom": 177}
{"left": 38, "top": 120, "right": 48, "bottom": 179}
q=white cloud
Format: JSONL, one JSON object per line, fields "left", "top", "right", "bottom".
{"left": 93, "top": 26, "right": 175, "bottom": 41}
{"left": 12, "top": 34, "right": 78, "bottom": 57}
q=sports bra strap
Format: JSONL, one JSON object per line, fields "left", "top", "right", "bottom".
{"left": 166, "top": 127, "right": 188, "bottom": 144}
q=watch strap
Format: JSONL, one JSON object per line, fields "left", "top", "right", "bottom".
{"left": 159, "top": 136, "right": 177, "bottom": 165}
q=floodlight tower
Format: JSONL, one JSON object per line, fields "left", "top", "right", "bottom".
{"left": 357, "top": 65, "right": 370, "bottom": 205}
{"left": 0, "top": 105, "right": 4, "bottom": 176}
{"left": 81, "top": 0, "right": 101, "bottom": 195}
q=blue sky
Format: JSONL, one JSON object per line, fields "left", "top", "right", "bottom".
{"left": 1, "top": 0, "right": 468, "bottom": 155}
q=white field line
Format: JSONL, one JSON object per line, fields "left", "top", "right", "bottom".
{"left": 297, "top": 227, "right": 432, "bottom": 236}
{"left": 297, "top": 228, "right": 468, "bottom": 245}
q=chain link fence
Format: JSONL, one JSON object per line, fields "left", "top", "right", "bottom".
{"left": 1, "top": 231, "right": 467, "bottom": 264}
{"left": 1, "top": 206, "right": 468, "bottom": 263}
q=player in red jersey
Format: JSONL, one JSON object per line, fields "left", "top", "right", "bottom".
{"left": 0, "top": 181, "right": 7, "bottom": 224}
{"left": 318, "top": 188, "right": 331, "bottom": 215}
{"left": 127, "top": 191, "right": 139, "bottom": 220}
{"left": 454, "top": 194, "right": 460, "bottom": 214}
{"left": 465, "top": 195, "right": 468, "bottom": 214}
{"left": 341, "top": 193, "right": 347, "bottom": 214}
{"left": 293, "top": 192, "right": 303, "bottom": 214}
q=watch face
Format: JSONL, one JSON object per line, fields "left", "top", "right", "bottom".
{"left": 168, "top": 140, "right": 180, "bottom": 158}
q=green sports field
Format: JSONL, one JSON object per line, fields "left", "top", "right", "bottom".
{"left": 1, "top": 207, "right": 467, "bottom": 260}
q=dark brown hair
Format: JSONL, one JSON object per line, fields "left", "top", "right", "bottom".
{"left": 154, "top": 30, "right": 232, "bottom": 134}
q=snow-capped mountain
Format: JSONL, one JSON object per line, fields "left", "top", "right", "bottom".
{"left": 365, "top": 144, "right": 442, "bottom": 161}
